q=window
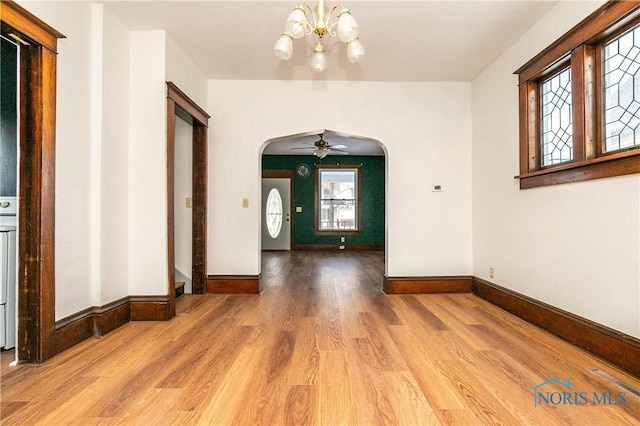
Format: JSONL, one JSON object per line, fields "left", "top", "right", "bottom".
{"left": 265, "top": 188, "right": 283, "bottom": 238}
{"left": 603, "top": 26, "right": 640, "bottom": 152}
{"left": 316, "top": 165, "right": 361, "bottom": 233}
{"left": 541, "top": 67, "right": 573, "bottom": 166}
{"left": 515, "top": 1, "right": 640, "bottom": 189}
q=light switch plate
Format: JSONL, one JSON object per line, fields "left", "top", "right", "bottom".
{"left": 296, "top": 206, "right": 303, "bottom": 213}
{"left": 242, "top": 198, "right": 249, "bottom": 208}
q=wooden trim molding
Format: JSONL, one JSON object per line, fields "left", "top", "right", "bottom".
{"left": 129, "top": 296, "right": 171, "bottom": 321}
{"left": 384, "top": 276, "right": 473, "bottom": 294}
{"left": 1, "top": 1, "right": 64, "bottom": 363}
{"left": 54, "top": 297, "right": 130, "bottom": 355}
{"left": 166, "top": 81, "right": 210, "bottom": 326}
{"left": 472, "top": 277, "right": 640, "bottom": 378}
{"left": 0, "top": 1, "right": 65, "bottom": 53}
{"left": 207, "top": 275, "right": 262, "bottom": 294}
{"left": 516, "top": 149, "right": 640, "bottom": 189}
{"left": 166, "top": 82, "right": 210, "bottom": 126}
{"left": 292, "top": 243, "right": 384, "bottom": 251}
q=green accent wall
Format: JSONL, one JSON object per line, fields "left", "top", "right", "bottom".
{"left": 262, "top": 155, "right": 385, "bottom": 246}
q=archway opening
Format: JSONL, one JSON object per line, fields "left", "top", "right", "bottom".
{"left": 259, "top": 129, "right": 388, "bottom": 289}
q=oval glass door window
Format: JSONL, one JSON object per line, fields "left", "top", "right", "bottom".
{"left": 266, "top": 188, "right": 283, "bottom": 238}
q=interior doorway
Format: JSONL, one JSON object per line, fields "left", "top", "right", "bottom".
{"left": 260, "top": 129, "right": 387, "bottom": 281}
{"left": 1, "top": 2, "right": 64, "bottom": 363}
{"left": 173, "top": 115, "right": 194, "bottom": 295}
{"left": 165, "top": 82, "right": 210, "bottom": 318}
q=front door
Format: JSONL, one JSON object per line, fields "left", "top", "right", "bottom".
{"left": 261, "top": 178, "right": 291, "bottom": 250}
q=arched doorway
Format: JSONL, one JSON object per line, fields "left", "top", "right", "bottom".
{"left": 260, "top": 129, "right": 388, "bottom": 285}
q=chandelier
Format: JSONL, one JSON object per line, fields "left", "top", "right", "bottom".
{"left": 273, "top": 1, "right": 365, "bottom": 72}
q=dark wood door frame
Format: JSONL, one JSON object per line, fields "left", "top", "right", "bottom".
{"left": 166, "top": 82, "right": 210, "bottom": 318}
{"left": 1, "top": 1, "right": 64, "bottom": 363}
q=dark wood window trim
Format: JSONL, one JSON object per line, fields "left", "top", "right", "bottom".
{"left": 315, "top": 163, "right": 362, "bottom": 235}
{"left": 515, "top": 1, "right": 640, "bottom": 189}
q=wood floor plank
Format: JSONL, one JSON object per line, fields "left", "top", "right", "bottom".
{"left": 2, "top": 251, "right": 640, "bottom": 425}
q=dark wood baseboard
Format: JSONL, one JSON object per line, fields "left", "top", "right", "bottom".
{"left": 54, "top": 297, "right": 130, "bottom": 354}
{"left": 291, "top": 243, "right": 384, "bottom": 251}
{"left": 384, "top": 276, "right": 472, "bottom": 294}
{"left": 129, "top": 295, "right": 171, "bottom": 321}
{"left": 207, "top": 275, "right": 262, "bottom": 294}
{"left": 472, "top": 277, "right": 640, "bottom": 378}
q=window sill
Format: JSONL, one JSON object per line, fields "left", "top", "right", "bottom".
{"left": 515, "top": 149, "right": 640, "bottom": 189}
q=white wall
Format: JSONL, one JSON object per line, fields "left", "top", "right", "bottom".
{"left": 128, "top": 31, "right": 208, "bottom": 297}
{"left": 207, "top": 80, "right": 473, "bottom": 277}
{"left": 472, "top": 0, "right": 640, "bottom": 338}
{"left": 128, "top": 31, "right": 168, "bottom": 296}
{"left": 165, "top": 35, "right": 207, "bottom": 109}
{"left": 18, "top": 1, "right": 94, "bottom": 319}
{"left": 95, "top": 4, "right": 130, "bottom": 305}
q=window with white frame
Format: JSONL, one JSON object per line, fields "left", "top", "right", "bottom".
{"left": 316, "top": 166, "right": 360, "bottom": 232}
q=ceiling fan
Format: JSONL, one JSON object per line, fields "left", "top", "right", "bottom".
{"left": 290, "top": 133, "right": 349, "bottom": 159}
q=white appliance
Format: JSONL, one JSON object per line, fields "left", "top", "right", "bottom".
{"left": 0, "top": 197, "right": 17, "bottom": 350}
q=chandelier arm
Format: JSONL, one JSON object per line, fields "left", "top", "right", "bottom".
{"left": 328, "top": 4, "right": 345, "bottom": 18}
{"left": 327, "top": 21, "right": 339, "bottom": 38}
{"left": 300, "top": 3, "right": 317, "bottom": 27}
{"left": 327, "top": 4, "right": 346, "bottom": 38}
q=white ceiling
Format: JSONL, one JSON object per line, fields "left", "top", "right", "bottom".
{"left": 104, "top": 0, "right": 559, "bottom": 155}
{"left": 263, "top": 129, "right": 386, "bottom": 156}
{"left": 105, "top": 0, "right": 558, "bottom": 82}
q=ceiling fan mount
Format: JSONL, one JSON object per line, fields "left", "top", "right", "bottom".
{"left": 290, "top": 132, "right": 349, "bottom": 158}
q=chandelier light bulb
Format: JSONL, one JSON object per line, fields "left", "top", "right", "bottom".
{"left": 285, "top": 7, "right": 307, "bottom": 39}
{"left": 337, "top": 9, "right": 359, "bottom": 43}
{"left": 310, "top": 43, "right": 327, "bottom": 72}
{"left": 347, "top": 38, "right": 365, "bottom": 63}
{"left": 273, "top": 34, "right": 294, "bottom": 60}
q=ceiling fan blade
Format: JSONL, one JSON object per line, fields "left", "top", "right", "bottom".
{"left": 290, "top": 147, "right": 314, "bottom": 150}
{"left": 330, "top": 144, "right": 348, "bottom": 150}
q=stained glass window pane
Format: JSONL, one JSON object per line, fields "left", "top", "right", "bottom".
{"left": 604, "top": 25, "right": 640, "bottom": 152}
{"left": 541, "top": 67, "right": 573, "bottom": 166}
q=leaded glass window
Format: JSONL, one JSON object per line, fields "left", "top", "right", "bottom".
{"left": 541, "top": 67, "right": 573, "bottom": 166}
{"left": 604, "top": 25, "right": 640, "bottom": 152}
{"left": 265, "top": 188, "right": 283, "bottom": 238}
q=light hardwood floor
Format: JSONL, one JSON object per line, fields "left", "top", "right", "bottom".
{"left": 1, "top": 251, "right": 639, "bottom": 425}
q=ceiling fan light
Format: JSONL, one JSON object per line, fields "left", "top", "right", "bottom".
{"left": 337, "top": 9, "right": 359, "bottom": 43}
{"left": 286, "top": 7, "right": 307, "bottom": 39}
{"left": 314, "top": 148, "right": 329, "bottom": 159}
{"left": 347, "top": 38, "right": 365, "bottom": 63}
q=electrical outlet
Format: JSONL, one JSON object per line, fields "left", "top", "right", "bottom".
{"left": 489, "top": 267, "right": 494, "bottom": 279}
{"left": 339, "top": 245, "right": 345, "bottom": 250}
{"left": 242, "top": 198, "right": 249, "bottom": 208}
{"left": 185, "top": 197, "right": 193, "bottom": 208}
